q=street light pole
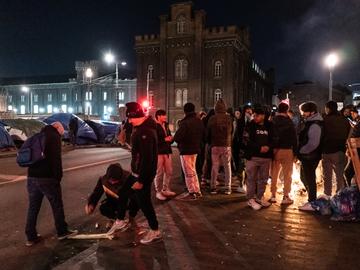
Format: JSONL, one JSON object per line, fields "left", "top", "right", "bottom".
{"left": 324, "top": 52, "right": 339, "bottom": 101}
{"left": 146, "top": 68, "right": 150, "bottom": 102}
{"left": 329, "top": 68, "right": 333, "bottom": 101}
{"left": 115, "top": 62, "right": 118, "bottom": 89}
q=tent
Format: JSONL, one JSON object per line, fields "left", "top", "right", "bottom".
{"left": 0, "top": 125, "right": 15, "bottom": 149}
{"left": 44, "top": 113, "right": 97, "bottom": 145}
{"left": 84, "top": 120, "right": 106, "bottom": 144}
{"left": 93, "top": 120, "right": 121, "bottom": 143}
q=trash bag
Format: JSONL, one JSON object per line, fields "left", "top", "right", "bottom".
{"left": 330, "top": 186, "right": 360, "bottom": 221}
{"left": 311, "top": 198, "right": 332, "bottom": 216}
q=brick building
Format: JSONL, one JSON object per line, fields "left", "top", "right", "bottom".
{"left": 135, "top": 1, "right": 274, "bottom": 127}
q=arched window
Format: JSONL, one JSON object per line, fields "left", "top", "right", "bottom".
{"left": 148, "top": 65, "right": 154, "bottom": 80}
{"left": 175, "top": 89, "right": 182, "bottom": 107}
{"left": 177, "top": 15, "right": 186, "bottom": 34}
{"left": 175, "top": 58, "right": 188, "bottom": 80}
{"left": 215, "top": 89, "right": 222, "bottom": 102}
{"left": 182, "top": 89, "right": 188, "bottom": 105}
{"left": 214, "top": 60, "right": 222, "bottom": 77}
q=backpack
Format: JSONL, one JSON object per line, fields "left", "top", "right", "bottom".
{"left": 16, "top": 132, "right": 46, "bottom": 167}
{"left": 330, "top": 186, "right": 360, "bottom": 221}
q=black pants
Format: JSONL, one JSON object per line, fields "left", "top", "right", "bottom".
{"left": 300, "top": 159, "right": 320, "bottom": 202}
{"left": 344, "top": 159, "right": 355, "bottom": 187}
{"left": 99, "top": 196, "right": 138, "bottom": 220}
{"left": 25, "top": 177, "right": 68, "bottom": 241}
{"left": 133, "top": 183, "right": 158, "bottom": 230}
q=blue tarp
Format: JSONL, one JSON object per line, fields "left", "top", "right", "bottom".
{"left": 0, "top": 125, "right": 15, "bottom": 149}
{"left": 43, "top": 113, "right": 97, "bottom": 145}
{"left": 94, "top": 120, "right": 121, "bottom": 143}
{"left": 84, "top": 120, "right": 106, "bottom": 144}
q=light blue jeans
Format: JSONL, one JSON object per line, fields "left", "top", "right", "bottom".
{"left": 210, "top": 146, "right": 232, "bottom": 191}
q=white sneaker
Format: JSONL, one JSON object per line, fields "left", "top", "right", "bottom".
{"left": 236, "top": 186, "right": 246, "bottom": 193}
{"left": 140, "top": 229, "right": 162, "bottom": 244}
{"left": 256, "top": 197, "right": 271, "bottom": 208}
{"left": 281, "top": 196, "right": 294, "bottom": 205}
{"left": 298, "top": 202, "right": 315, "bottom": 211}
{"left": 162, "top": 190, "right": 176, "bottom": 197}
{"left": 106, "top": 219, "right": 129, "bottom": 235}
{"left": 156, "top": 192, "right": 167, "bottom": 201}
{"left": 247, "top": 199, "right": 262, "bottom": 211}
{"left": 269, "top": 196, "right": 277, "bottom": 203}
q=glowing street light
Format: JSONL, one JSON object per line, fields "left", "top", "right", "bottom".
{"left": 324, "top": 52, "right": 339, "bottom": 100}
{"left": 103, "top": 51, "right": 126, "bottom": 88}
{"left": 85, "top": 68, "right": 93, "bottom": 79}
{"left": 21, "top": 86, "right": 29, "bottom": 93}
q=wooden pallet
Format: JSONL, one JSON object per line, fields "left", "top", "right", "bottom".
{"left": 347, "top": 138, "right": 360, "bottom": 188}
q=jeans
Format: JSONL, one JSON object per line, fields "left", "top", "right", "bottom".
{"left": 271, "top": 149, "right": 294, "bottom": 197}
{"left": 246, "top": 157, "right": 271, "bottom": 200}
{"left": 25, "top": 177, "right": 68, "bottom": 241}
{"left": 180, "top": 154, "right": 200, "bottom": 193}
{"left": 322, "top": 151, "right": 346, "bottom": 196}
{"left": 300, "top": 159, "right": 320, "bottom": 202}
{"left": 100, "top": 195, "right": 139, "bottom": 220}
{"left": 154, "top": 154, "right": 173, "bottom": 192}
{"left": 210, "top": 146, "right": 232, "bottom": 191}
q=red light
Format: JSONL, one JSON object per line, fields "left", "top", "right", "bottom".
{"left": 142, "top": 100, "right": 149, "bottom": 108}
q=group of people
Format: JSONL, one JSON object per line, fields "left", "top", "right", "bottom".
{"left": 24, "top": 98, "right": 359, "bottom": 247}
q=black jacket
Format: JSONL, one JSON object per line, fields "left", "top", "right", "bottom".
{"left": 243, "top": 120, "right": 273, "bottom": 160}
{"left": 130, "top": 117, "right": 158, "bottom": 184}
{"left": 322, "top": 113, "right": 350, "bottom": 154}
{"left": 156, "top": 122, "right": 172, "bottom": 155}
{"left": 28, "top": 125, "right": 63, "bottom": 181}
{"left": 272, "top": 114, "right": 297, "bottom": 151}
{"left": 174, "top": 112, "right": 205, "bottom": 155}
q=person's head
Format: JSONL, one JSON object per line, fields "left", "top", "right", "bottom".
{"left": 287, "top": 110, "right": 295, "bottom": 119}
{"left": 234, "top": 110, "right": 241, "bottom": 119}
{"left": 325, "top": 100, "right": 338, "bottom": 115}
{"left": 299, "top": 101, "right": 317, "bottom": 119}
{"left": 253, "top": 107, "right": 266, "bottom": 124}
{"left": 351, "top": 108, "right": 359, "bottom": 120}
{"left": 215, "top": 98, "right": 227, "bottom": 113}
{"left": 278, "top": 102, "right": 289, "bottom": 114}
{"left": 125, "top": 102, "right": 146, "bottom": 126}
{"left": 155, "top": 109, "right": 167, "bottom": 123}
{"left": 243, "top": 105, "right": 253, "bottom": 115}
{"left": 226, "top": 106, "right": 234, "bottom": 117}
{"left": 183, "top": 102, "right": 195, "bottom": 115}
{"left": 51, "top": 122, "right": 65, "bottom": 136}
{"left": 104, "top": 163, "right": 123, "bottom": 181}
{"left": 343, "top": 105, "right": 354, "bottom": 117}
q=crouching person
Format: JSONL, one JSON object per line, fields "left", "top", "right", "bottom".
{"left": 85, "top": 163, "right": 137, "bottom": 234}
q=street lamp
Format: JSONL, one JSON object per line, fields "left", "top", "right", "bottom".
{"left": 324, "top": 52, "right": 339, "bottom": 101}
{"left": 103, "top": 52, "right": 127, "bottom": 88}
{"left": 21, "top": 86, "right": 32, "bottom": 118}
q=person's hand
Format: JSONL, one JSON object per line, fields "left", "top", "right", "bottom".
{"left": 132, "top": 181, "right": 143, "bottom": 190}
{"left": 260, "top": 146, "right": 269, "bottom": 153}
{"left": 85, "top": 204, "right": 95, "bottom": 215}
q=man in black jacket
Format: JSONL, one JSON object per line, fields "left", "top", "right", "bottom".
{"left": 124, "top": 102, "right": 161, "bottom": 244}
{"left": 174, "top": 103, "right": 205, "bottom": 201}
{"left": 154, "top": 110, "right": 176, "bottom": 201}
{"left": 25, "top": 122, "right": 77, "bottom": 247}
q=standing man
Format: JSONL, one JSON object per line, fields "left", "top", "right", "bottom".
{"left": 174, "top": 102, "right": 205, "bottom": 201}
{"left": 322, "top": 101, "right": 350, "bottom": 196}
{"left": 270, "top": 102, "right": 298, "bottom": 204}
{"left": 154, "top": 109, "right": 176, "bottom": 201}
{"left": 297, "top": 102, "right": 323, "bottom": 211}
{"left": 25, "top": 122, "right": 78, "bottom": 247}
{"left": 68, "top": 116, "right": 78, "bottom": 146}
{"left": 243, "top": 107, "right": 273, "bottom": 210}
{"left": 207, "top": 98, "right": 233, "bottom": 195}
{"left": 125, "top": 102, "right": 161, "bottom": 244}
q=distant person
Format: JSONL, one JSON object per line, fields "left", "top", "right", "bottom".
{"left": 25, "top": 122, "right": 78, "bottom": 247}
{"left": 154, "top": 110, "right": 176, "bottom": 201}
{"left": 68, "top": 116, "right": 78, "bottom": 146}
{"left": 201, "top": 109, "right": 215, "bottom": 187}
{"left": 322, "top": 101, "right": 350, "bottom": 197}
{"left": 297, "top": 102, "right": 323, "bottom": 211}
{"left": 270, "top": 102, "right": 297, "bottom": 204}
{"left": 207, "top": 99, "right": 233, "bottom": 195}
{"left": 174, "top": 102, "right": 205, "bottom": 201}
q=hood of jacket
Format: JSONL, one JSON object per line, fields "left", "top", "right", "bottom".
{"left": 215, "top": 99, "right": 226, "bottom": 113}
{"left": 305, "top": 112, "right": 323, "bottom": 122}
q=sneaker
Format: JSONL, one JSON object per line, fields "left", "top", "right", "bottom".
{"left": 281, "top": 196, "right": 294, "bottom": 205}
{"left": 247, "top": 199, "right": 262, "bottom": 211}
{"left": 298, "top": 202, "right": 315, "bottom": 211}
{"left": 162, "top": 190, "right": 176, "bottom": 197}
{"left": 106, "top": 219, "right": 129, "bottom": 235}
{"left": 58, "top": 229, "right": 78, "bottom": 240}
{"left": 195, "top": 192, "right": 203, "bottom": 198}
{"left": 256, "top": 197, "right": 271, "bottom": 208}
{"left": 140, "top": 229, "right": 162, "bottom": 244}
{"left": 269, "top": 196, "right": 277, "bottom": 203}
{"left": 210, "top": 189, "right": 218, "bottom": 195}
{"left": 236, "top": 186, "right": 246, "bottom": 193}
{"left": 224, "top": 190, "right": 232, "bottom": 195}
{"left": 25, "top": 234, "right": 42, "bottom": 247}
{"left": 177, "top": 193, "right": 198, "bottom": 201}
{"left": 156, "top": 192, "right": 167, "bottom": 201}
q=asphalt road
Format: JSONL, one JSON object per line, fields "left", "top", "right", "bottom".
{"left": 1, "top": 148, "right": 360, "bottom": 270}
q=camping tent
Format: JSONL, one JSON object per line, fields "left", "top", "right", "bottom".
{"left": 84, "top": 120, "right": 106, "bottom": 144}
{"left": 93, "top": 120, "right": 120, "bottom": 143}
{"left": 43, "top": 113, "right": 97, "bottom": 145}
{"left": 0, "top": 125, "right": 15, "bottom": 149}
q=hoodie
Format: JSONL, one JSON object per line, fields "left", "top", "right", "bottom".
{"left": 272, "top": 114, "right": 297, "bottom": 150}
{"left": 130, "top": 116, "right": 158, "bottom": 184}
{"left": 298, "top": 113, "right": 323, "bottom": 159}
{"left": 207, "top": 99, "right": 233, "bottom": 147}
{"left": 322, "top": 112, "right": 350, "bottom": 154}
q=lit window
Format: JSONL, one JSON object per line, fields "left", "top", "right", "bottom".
{"left": 75, "top": 93, "right": 78, "bottom": 101}
{"left": 118, "top": 91, "right": 125, "bottom": 101}
{"left": 182, "top": 89, "right": 188, "bottom": 105}
{"left": 33, "top": 105, "right": 39, "bottom": 114}
{"left": 175, "top": 59, "right": 188, "bottom": 80}
{"left": 214, "top": 61, "right": 222, "bottom": 77}
{"left": 8, "top": 105, "right": 12, "bottom": 111}
{"left": 21, "top": 95, "right": 25, "bottom": 102}
{"left": 85, "top": 92, "right": 89, "bottom": 101}
{"left": 215, "top": 89, "right": 222, "bottom": 102}
{"left": 20, "top": 105, "right": 26, "bottom": 114}
{"left": 148, "top": 65, "right": 154, "bottom": 80}
{"left": 33, "top": 94, "right": 38, "bottom": 102}
{"left": 89, "top": 92, "right": 92, "bottom": 100}
{"left": 8, "top": 95, "right": 12, "bottom": 103}
{"left": 175, "top": 89, "right": 182, "bottom": 107}
{"left": 62, "top": 93, "right": 67, "bottom": 101}
{"left": 177, "top": 15, "right": 186, "bottom": 34}
{"left": 103, "top": 105, "right": 108, "bottom": 114}
{"left": 47, "top": 94, "right": 52, "bottom": 102}
{"left": 47, "top": 104, "right": 53, "bottom": 113}
{"left": 61, "top": 104, "right": 67, "bottom": 113}
{"left": 103, "top": 92, "right": 107, "bottom": 101}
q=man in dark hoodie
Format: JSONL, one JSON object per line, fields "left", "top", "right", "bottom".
{"left": 297, "top": 102, "right": 323, "bottom": 211}
{"left": 270, "top": 102, "right": 297, "bottom": 205}
{"left": 207, "top": 98, "right": 233, "bottom": 194}
{"left": 123, "top": 102, "right": 161, "bottom": 244}
{"left": 174, "top": 102, "right": 205, "bottom": 201}
{"left": 243, "top": 107, "right": 273, "bottom": 210}
{"left": 322, "top": 101, "right": 350, "bottom": 197}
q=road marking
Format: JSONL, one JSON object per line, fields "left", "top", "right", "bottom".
{"left": 0, "top": 157, "right": 129, "bottom": 186}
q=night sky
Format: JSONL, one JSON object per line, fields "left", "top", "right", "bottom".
{"left": 0, "top": 0, "right": 359, "bottom": 87}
